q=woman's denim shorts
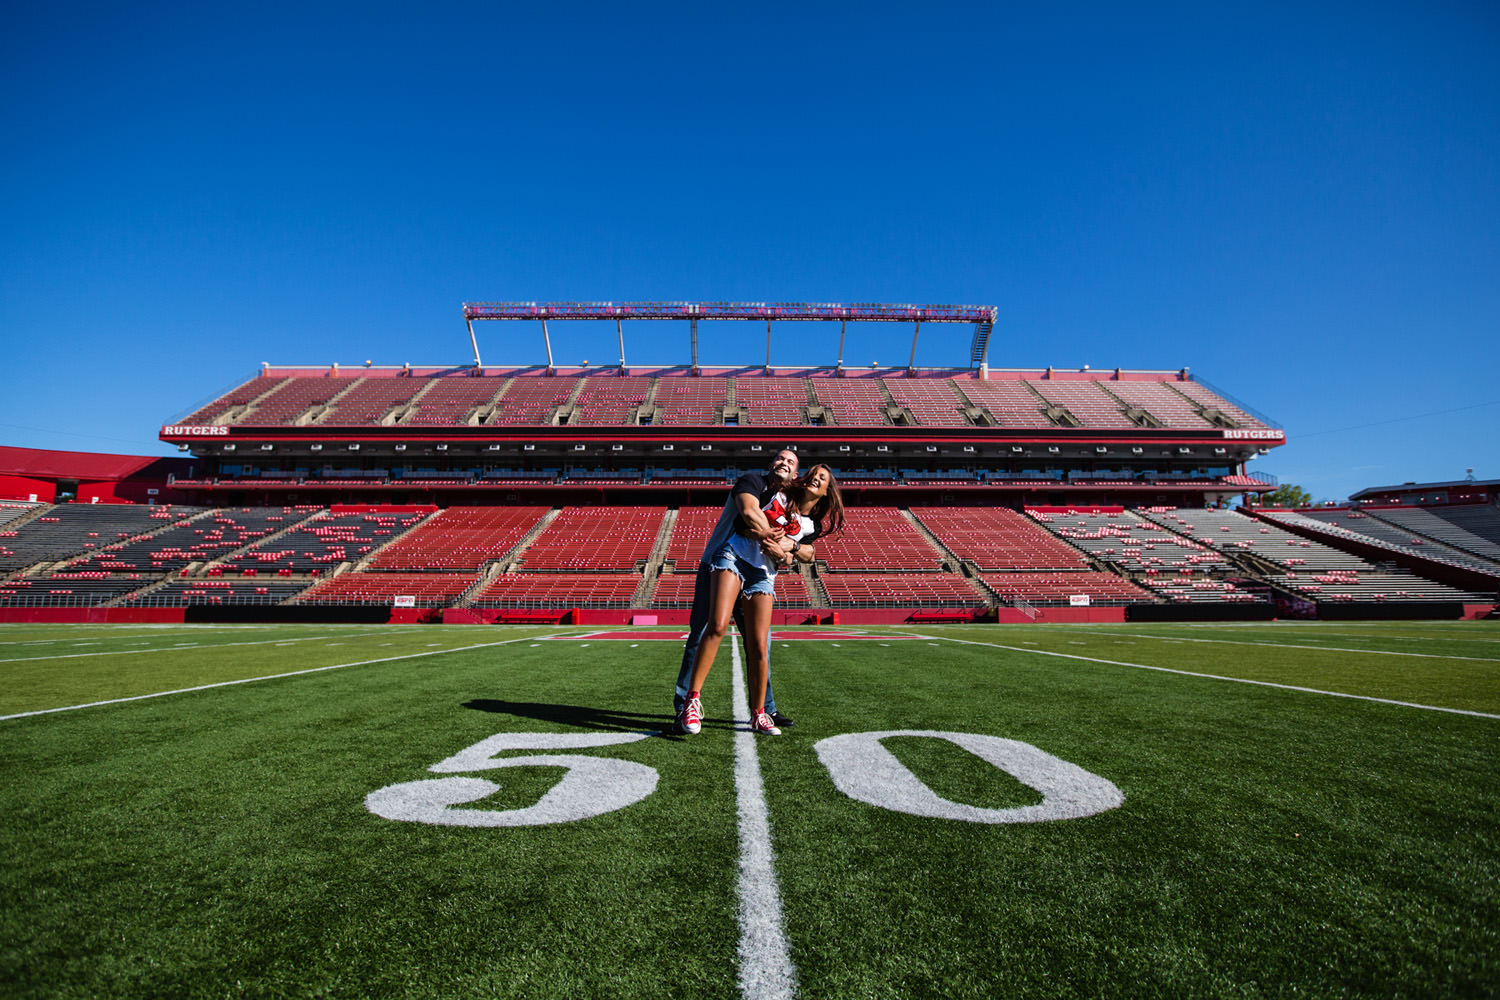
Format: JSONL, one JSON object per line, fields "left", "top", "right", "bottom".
{"left": 707, "top": 540, "right": 776, "bottom": 597}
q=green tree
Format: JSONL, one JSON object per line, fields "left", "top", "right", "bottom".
{"left": 1259, "top": 484, "right": 1313, "bottom": 508}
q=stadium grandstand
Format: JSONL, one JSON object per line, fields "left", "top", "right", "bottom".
{"left": 1, "top": 302, "right": 1494, "bottom": 624}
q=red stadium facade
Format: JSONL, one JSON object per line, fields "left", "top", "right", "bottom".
{"left": 1, "top": 302, "right": 1494, "bottom": 624}
{"left": 158, "top": 300, "right": 1282, "bottom": 509}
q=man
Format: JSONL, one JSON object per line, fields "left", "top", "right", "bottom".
{"left": 672, "top": 449, "right": 806, "bottom": 730}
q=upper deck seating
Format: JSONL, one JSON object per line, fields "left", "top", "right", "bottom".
{"left": 405, "top": 377, "right": 507, "bottom": 425}
{"left": 220, "top": 509, "right": 428, "bottom": 572}
{"left": 733, "top": 377, "right": 807, "bottom": 426}
{"left": 1027, "top": 381, "right": 1137, "bottom": 428}
{"left": 239, "top": 377, "right": 359, "bottom": 425}
{"left": 367, "top": 506, "right": 548, "bottom": 570}
{"left": 321, "top": 377, "right": 423, "bottom": 425}
{"left": 813, "top": 507, "right": 943, "bottom": 570}
{"left": 518, "top": 506, "right": 665, "bottom": 570}
{"left": 912, "top": 507, "right": 1087, "bottom": 570}
{"left": 59, "top": 506, "right": 317, "bottom": 573}
{"left": 490, "top": 376, "right": 580, "bottom": 425}
{"left": 1102, "top": 381, "right": 1216, "bottom": 429}
{"left": 884, "top": 378, "right": 969, "bottom": 426}
{"left": 472, "top": 573, "right": 641, "bottom": 608}
{"left": 956, "top": 380, "right": 1051, "bottom": 428}
{"left": 569, "top": 377, "right": 651, "bottom": 425}
{"left": 177, "top": 375, "right": 286, "bottom": 425}
{"left": 821, "top": 572, "right": 985, "bottom": 608}
{"left": 1171, "top": 381, "right": 1268, "bottom": 428}
{"left": 1367, "top": 507, "right": 1500, "bottom": 563}
{"left": 298, "top": 572, "right": 479, "bottom": 606}
{"left": 123, "top": 579, "right": 312, "bottom": 606}
{"left": 810, "top": 377, "right": 887, "bottom": 426}
{"left": 0, "top": 504, "right": 204, "bottom": 574}
{"left": 654, "top": 377, "right": 727, "bottom": 425}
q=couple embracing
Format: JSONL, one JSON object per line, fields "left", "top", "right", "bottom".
{"left": 672, "top": 449, "right": 843, "bottom": 736}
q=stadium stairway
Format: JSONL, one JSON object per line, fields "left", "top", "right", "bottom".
{"left": 623, "top": 510, "right": 684, "bottom": 606}
{"left": 801, "top": 564, "right": 831, "bottom": 608}
{"left": 899, "top": 509, "right": 964, "bottom": 572}
{"left": 496, "top": 509, "right": 563, "bottom": 571}
{"left": 197, "top": 507, "right": 326, "bottom": 575}
{"left": 349, "top": 508, "right": 444, "bottom": 571}
{"left": 384, "top": 377, "right": 441, "bottom": 425}
{"left": 295, "top": 378, "right": 361, "bottom": 425}
{"left": 453, "top": 563, "right": 506, "bottom": 609}
{"left": 0, "top": 502, "right": 53, "bottom": 536}
{"left": 197, "top": 376, "right": 285, "bottom": 425}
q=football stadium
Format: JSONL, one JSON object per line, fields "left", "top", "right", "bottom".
{"left": 2, "top": 302, "right": 1497, "bottom": 998}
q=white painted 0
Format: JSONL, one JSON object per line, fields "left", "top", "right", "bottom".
{"left": 813, "top": 730, "right": 1124, "bottom": 824}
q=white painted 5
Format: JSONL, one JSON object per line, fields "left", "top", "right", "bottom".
{"left": 366, "top": 731, "right": 657, "bottom": 827}
{"left": 813, "top": 730, "right": 1124, "bottom": 824}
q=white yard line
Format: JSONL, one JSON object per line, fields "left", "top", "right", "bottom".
{"left": 0, "top": 636, "right": 545, "bottom": 722}
{"left": 915, "top": 634, "right": 1500, "bottom": 721}
{"left": 1047, "top": 628, "right": 1499, "bottom": 662}
{"left": 730, "top": 636, "right": 798, "bottom": 1000}
{"left": 0, "top": 632, "right": 386, "bottom": 664}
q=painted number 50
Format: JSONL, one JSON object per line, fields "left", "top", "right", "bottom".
{"left": 366, "top": 729, "right": 1122, "bottom": 828}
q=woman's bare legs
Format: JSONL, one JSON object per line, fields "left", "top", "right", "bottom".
{"left": 743, "top": 592, "right": 774, "bottom": 717}
{"left": 686, "top": 569, "right": 744, "bottom": 699}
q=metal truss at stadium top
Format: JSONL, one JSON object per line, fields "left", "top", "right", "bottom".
{"left": 460, "top": 300, "right": 999, "bottom": 374}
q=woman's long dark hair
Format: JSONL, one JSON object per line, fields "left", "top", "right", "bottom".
{"left": 786, "top": 464, "right": 844, "bottom": 538}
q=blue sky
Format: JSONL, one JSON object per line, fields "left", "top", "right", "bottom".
{"left": 3, "top": 1, "right": 1496, "bottom": 501}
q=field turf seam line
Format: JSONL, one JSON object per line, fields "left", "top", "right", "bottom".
{"left": 730, "top": 633, "right": 798, "bottom": 998}
{"left": 913, "top": 634, "right": 1500, "bottom": 721}
{"left": 0, "top": 634, "right": 561, "bottom": 722}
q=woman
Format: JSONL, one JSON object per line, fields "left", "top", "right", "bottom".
{"left": 678, "top": 464, "right": 844, "bottom": 736}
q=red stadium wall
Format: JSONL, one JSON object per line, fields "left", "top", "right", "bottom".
{"left": 0, "top": 474, "right": 56, "bottom": 502}
{"left": 0, "top": 446, "right": 196, "bottom": 504}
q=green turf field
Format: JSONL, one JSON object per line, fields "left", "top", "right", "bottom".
{"left": 1, "top": 621, "right": 1496, "bottom": 998}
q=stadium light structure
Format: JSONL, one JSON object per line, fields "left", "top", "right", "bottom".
{"left": 461, "top": 301, "right": 998, "bottom": 372}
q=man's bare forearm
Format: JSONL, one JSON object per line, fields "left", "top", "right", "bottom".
{"left": 737, "top": 493, "right": 781, "bottom": 542}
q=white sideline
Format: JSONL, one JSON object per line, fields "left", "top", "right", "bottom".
{"left": 730, "top": 636, "right": 798, "bottom": 999}
{"left": 0, "top": 636, "right": 552, "bottom": 722}
{"left": 918, "top": 634, "right": 1500, "bottom": 721}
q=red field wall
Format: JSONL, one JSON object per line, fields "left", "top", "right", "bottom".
{"left": 0, "top": 607, "right": 187, "bottom": 624}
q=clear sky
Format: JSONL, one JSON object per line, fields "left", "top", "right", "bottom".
{"left": 3, "top": 1, "right": 1496, "bottom": 502}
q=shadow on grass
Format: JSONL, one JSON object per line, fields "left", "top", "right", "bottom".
{"left": 462, "top": 699, "right": 697, "bottom": 735}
